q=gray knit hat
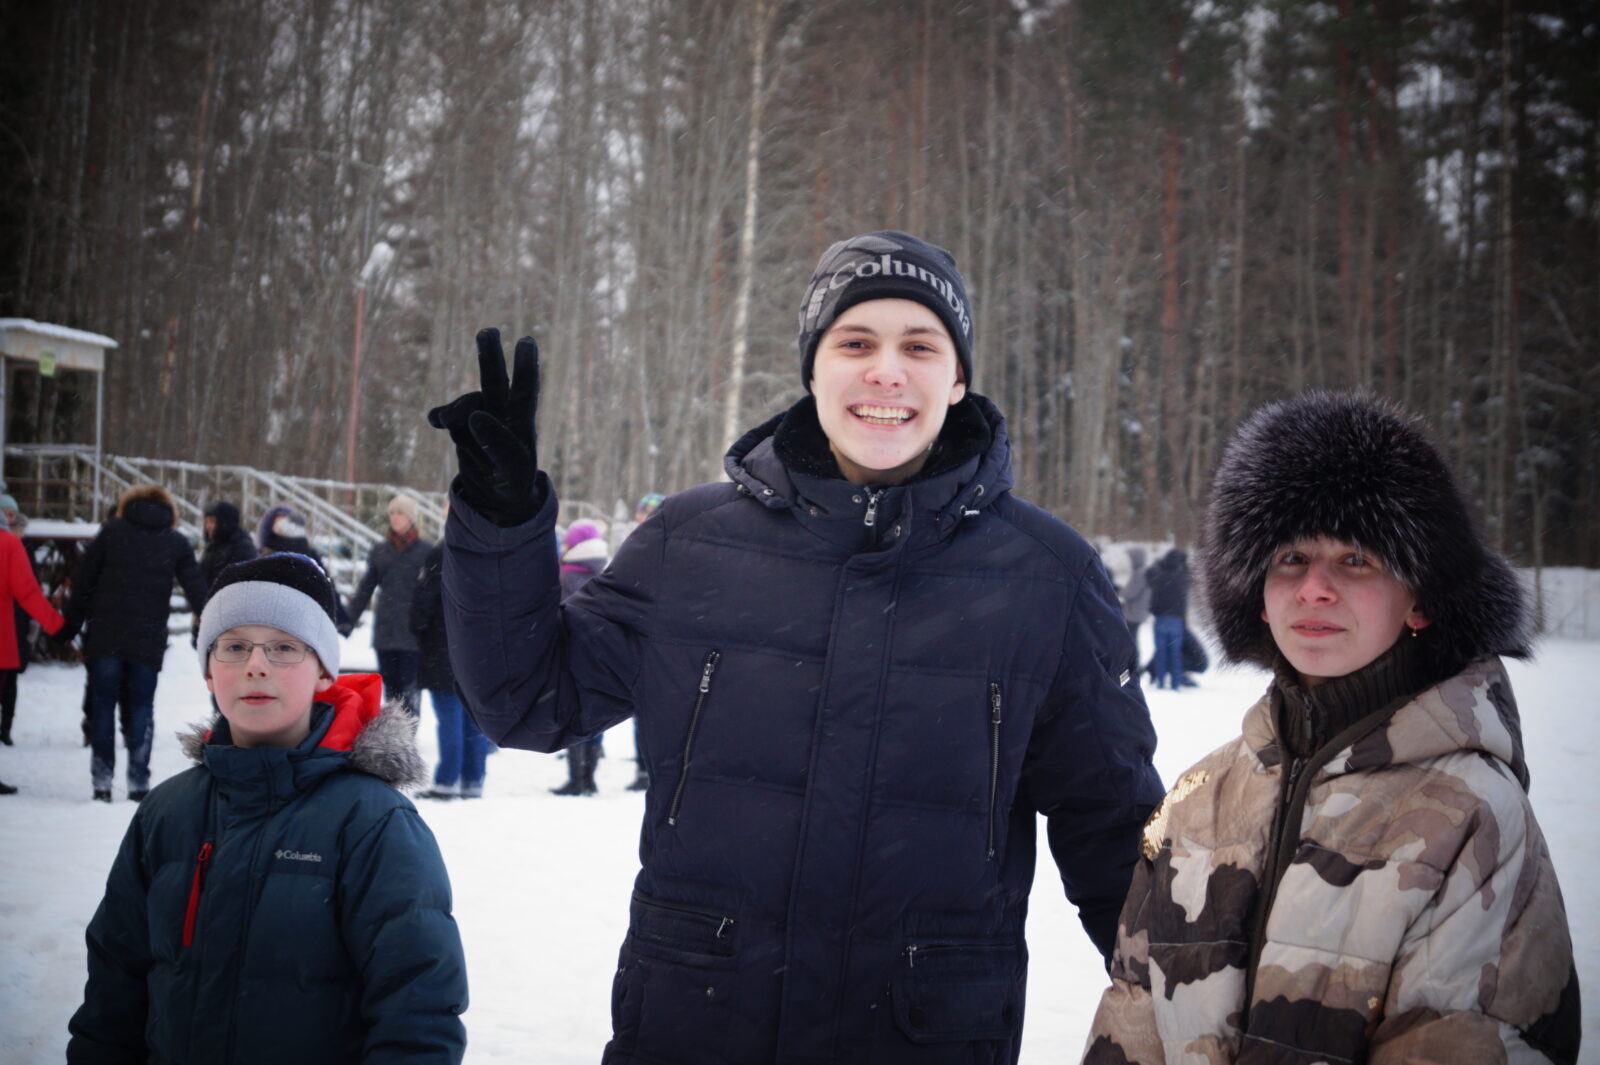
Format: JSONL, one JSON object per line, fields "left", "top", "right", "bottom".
{"left": 197, "top": 553, "right": 342, "bottom": 675}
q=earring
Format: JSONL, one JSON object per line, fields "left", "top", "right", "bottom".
{"left": 1409, "top": 626, "right": 1418, "bottom": 638}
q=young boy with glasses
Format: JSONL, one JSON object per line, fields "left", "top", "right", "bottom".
{"left": 68, "top": 553, "right": 469, "bottom": 1065}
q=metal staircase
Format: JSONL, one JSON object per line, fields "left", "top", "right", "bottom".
{"left": 2, "top": 443, "right": 446, "bottom": 556}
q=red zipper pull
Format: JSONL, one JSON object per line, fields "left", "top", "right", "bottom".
{"left": 182, "top": 842, "right": 214, "bottom": 948}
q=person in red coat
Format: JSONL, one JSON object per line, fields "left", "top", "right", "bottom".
{"left": 0, "top": 525, "right": 65, "bottom": 755}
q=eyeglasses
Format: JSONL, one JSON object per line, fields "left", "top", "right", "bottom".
{"left": 209, "top": 639, "right": 311, "bottom": 665}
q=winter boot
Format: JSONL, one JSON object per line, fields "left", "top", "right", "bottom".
{"left": 0, "top": 779, "right": 17, "bottom": 795}
{"left": 92, "top": 789, "right": 112, "bottom": 802}
{"left": 579, "top": 743, "right": 599, "bottom": 796}
{"left": 626, "top": 761, "right": 650, "bottom": 792}
{"left": 550, "top": 747, "right": 588, "bottom": 796}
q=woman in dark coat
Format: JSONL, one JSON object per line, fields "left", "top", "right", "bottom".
{"left": 61, "top": 484, "right": 208, "bottom": 801}
{"left": 410, "top": 501, "right": 488, "bottom": 798}
{"left": 344, "top": 496, "right": 431, "bottom": 715}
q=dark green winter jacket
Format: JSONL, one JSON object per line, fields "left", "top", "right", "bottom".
{"left": 66, "top": 674, "right": 468, "bottom": 1064}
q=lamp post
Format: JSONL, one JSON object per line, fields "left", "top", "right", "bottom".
{"left": 344, "top": 242, "right": 393, "bottom": 506}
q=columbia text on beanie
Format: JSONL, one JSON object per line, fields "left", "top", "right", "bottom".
{"left": 797, "top": 231, "right": 973, "bottom": 390}
{"left": 1196, "top": 391, "right": 1529, "bottom": 678}
{"left": 197, "top": 553, "right": 342, "bottom": 676}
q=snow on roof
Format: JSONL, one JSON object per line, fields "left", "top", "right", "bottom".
{"left": 15, "top": 518, "right": 100, "bottom": 539}
{"left": 0, "top": 318, "right": 119, "bottom": 349}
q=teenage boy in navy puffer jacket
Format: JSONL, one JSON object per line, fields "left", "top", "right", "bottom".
{"left": 67, "top": 553, "right": 467, "bottom": 1064}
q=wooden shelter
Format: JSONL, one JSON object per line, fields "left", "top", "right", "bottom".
{"left": 0, "top": 318, "right": 117, "bottom": 515}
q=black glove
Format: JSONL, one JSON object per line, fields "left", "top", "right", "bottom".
{"left": 52, "top": 619, "right": 81, "bottom": 644}
{"left": 336, "top": 621, "right": 355, "bottom": 638}
{"left": 426, "top": 328, "right": 542, "bottom": 527}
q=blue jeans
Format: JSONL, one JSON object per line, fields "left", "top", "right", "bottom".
{"left": 88, "top": 657, "right": 159, "bottom": 792}
{"left": 376, "top": 649, "right": 420, "bottom": 715}
{"left": 1153, "top": 615, "right": 1188, "bottom": 691}
{"left": 428, "top": 688, "right": 488, "bottom": 794}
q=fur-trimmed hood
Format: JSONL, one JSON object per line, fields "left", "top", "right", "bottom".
{"left": 116, "top": 484, "right": 178, "bottom": 529}
{"left": 180, "top": 673, "right": 429, "bottom": 791}
{"left": 1197, "top": 391, "right": 1530, "bottom": 679}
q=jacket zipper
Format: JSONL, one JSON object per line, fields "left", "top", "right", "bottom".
{"left": 181, "top": 841, "right": 214, "bottom": 947}
{"left": 667, "top": 650, "right": 721, "bottom": 826}
{"left": 1244, "top": 691, "right": 1316, "bottom": 1004}
{"left": 987, "top": 683, "right": 1003, "bottom": 860}
{"left": 906, "top": 940, "right": 1010, "bottom": 969}
{"left": 863, "top": 488, "right": 884, "bottom": 527}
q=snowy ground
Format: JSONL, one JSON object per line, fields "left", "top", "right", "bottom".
{"left": 2, "top": 623, "right": 1594, "bottom": 1063}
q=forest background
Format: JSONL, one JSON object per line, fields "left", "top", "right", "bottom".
{"left": 2, "top": 0, "right": 1595, "bottom": 565}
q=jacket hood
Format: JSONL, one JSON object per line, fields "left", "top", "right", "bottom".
{"left": 204, "top": 500, "right": 243, "bottom": 542}
{"left": 1243, "top": 656, "right": 1529, "bottom": 791}
{"left": 723, "top": 393, "right": 1013, "bottom": 546}
{"left": 121, "top": 496, "right": 177, "bottom": 530}
{"left": 180, "top": 673, "right": 429, "bottom": 790}
{"left": 117, "top": 484, "right": 178, "bottom": 528}
{"left": 561, "top": 537, "right": 609, "bottom": 566}
{"left": 258, "top": 504, "right": 309, "bottom": 553}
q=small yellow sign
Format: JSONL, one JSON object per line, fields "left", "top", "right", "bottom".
{"left": 39, "top": 349, "right": 57, "bottom": 377}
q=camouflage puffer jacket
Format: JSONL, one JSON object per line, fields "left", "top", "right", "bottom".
{"left": 1084, "top": 656, "right": 1580, "bottom": 1064}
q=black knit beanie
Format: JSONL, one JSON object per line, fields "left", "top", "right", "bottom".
{"left": 797, "top": 231, "right": 974, "bottom": 390}
{"left": 1196, "top": 391, "right": 1530, "bottom": 680}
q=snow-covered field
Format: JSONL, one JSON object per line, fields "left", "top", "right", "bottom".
{"left": 3, "top": 624, "right": 1595, "bottom": 1063}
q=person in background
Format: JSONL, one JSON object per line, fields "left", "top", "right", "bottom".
{"left": 257, "top": 503, "right": 352, "bottom": 632}
{"left": 57, "top": 485, "right": 208, "bottom": 802}
{"left": 200, "top": 501, "right": 258, "bottom": 590}
{"left": 1084, "top": 392, "right": 1579, "bottom": 1065}
{"left": 1145, "top": 547, "right": 1192, "bottom": 690}
{"left": 412, "top": 501, "right": 489, "bottom": 799}
{"left": 193, "top": 500, "right": 258, "bottom": 646}
{"left": 343, "top": 495, "right": 431, "bottom": 715}
{"left": 1119, "top": 547, "right": 1150, "bottom": 655}
{"left": 0, "top": 493, "right": 25, "bottom": 533}
{"left": 0, "top": 497, "right": 65, "bottom": 762}
{"left": 67, "top": 553, "right": 467, "bottom": 1063}
{"left": 549, "top": 519, "right": 609, "bottom": 797}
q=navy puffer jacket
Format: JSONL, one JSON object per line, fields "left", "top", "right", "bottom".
{"left": 67, "top": 676, "right": 468, "bottom": 1064}
{"left": 444, "top": 395, "right": 1163, "bottom": 1065}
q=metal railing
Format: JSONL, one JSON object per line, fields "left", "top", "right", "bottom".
{"left": 2, "top": 446, "right": 447, "bottom": 558}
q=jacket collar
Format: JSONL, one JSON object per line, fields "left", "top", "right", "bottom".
{"left": 723, "top": 393, "right": 1013, "bottom": 551}
{"left": 181, "top": 673, "right": 428, "bottom": 794}
{"left": 1244, "top": 656, "right": 1529, "bottom": 790}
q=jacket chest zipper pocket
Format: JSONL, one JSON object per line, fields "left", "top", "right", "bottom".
{"left": 667, "top": 650, "right": 721, "bottom": 826}
{"left": 987, "top": 683, "right": 1003, "bottom": 860}
{"left": 181, "top": 841, "right": 214, "bottom": 948}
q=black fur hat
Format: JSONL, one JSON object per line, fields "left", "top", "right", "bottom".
{"left": 1196, "top": 391, "right": 1529, "bottom": 678}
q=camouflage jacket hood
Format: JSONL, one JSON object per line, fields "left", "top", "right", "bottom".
{"left": 1085, "top": 657, "right": 1580, "bottom": 1065}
